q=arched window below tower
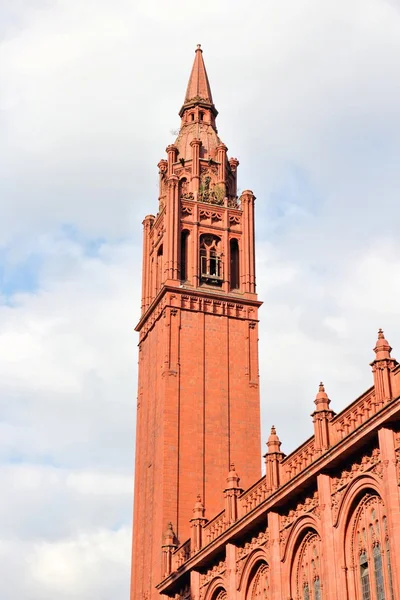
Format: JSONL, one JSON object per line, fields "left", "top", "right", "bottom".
{"left": 346, "top": 492, "right": 394, "bottom": 600}
{"left": 230, "top": 238, "right": 240, "bottom": 290}
{"left": 245, "top": 562, "right": 270, "bottom": 600}
{"left": 200, "top": 234, "right": 222, "bottom": 286}
{"left": 291, "top": 530, "right": 322, "bottom": 600}
{"left": 180, "top": 230, "right": 189, "bottom": 282}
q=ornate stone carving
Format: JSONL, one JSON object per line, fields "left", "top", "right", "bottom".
{"left": 173, "top": 583, "right": 191, "bottom": 600}
{"left": 280, "top": 491, "right": 320, "bottom": 530}
{"left": 181, "top": 203, "right": 194, "bottom": 215}
{"left": 331, "top": 448, "right": 382, "bottom": 523}
{"left": 200, "top": 560, "right": 226, "bottom": 587}
{"left": 199, "top": 209, "right": 222, "bottom": 222}
{"left": 236, "top": 529, "right": 269, "bottom": 582}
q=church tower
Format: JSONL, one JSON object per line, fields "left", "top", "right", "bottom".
{"left": 130, "top": 46, "right": 262, "bottom": 599}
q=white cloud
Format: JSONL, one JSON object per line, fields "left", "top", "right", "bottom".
{"left": 0, "top": 0, "right": 400, "bottom": 598}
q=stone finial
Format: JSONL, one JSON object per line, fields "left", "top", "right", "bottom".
{"left": 373, "top": 329, "right": 392, "bottom": 360}
{"left": 314, "top": 382, "right": 331, "bottom": 411}
{"left": 192, "top": 494, "right": 205, "bottom": 519}
{"left": 226, "top": 463, "right": 240, "bottom": 489}
{"left": 267, "top": 425, "right": 282, "bottom": 453}
{"left": 163, "top": 522, "right": 176, "bottom": 546}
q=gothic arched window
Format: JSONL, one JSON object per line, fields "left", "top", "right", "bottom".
{"left": 200, "top": 235, "right": 223, "bottom": 286}
{"left": 347, "top": 493, "right": 394, "bottom": 600}
{"left": 292, "top": 531, "right": 322, "bottom": 600}
{"left": 246, "top": 562, "right": 270, "bottom": 600}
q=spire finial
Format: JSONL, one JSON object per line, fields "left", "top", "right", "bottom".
{"left": 196, "top": 43, "right": 202, "bottom": 51}
{"left": 163, "top": 521, "right": 176, "bottom": 545}
{"left": 374, "top": 328, "right": 392, "bottom": 360}
{"left": 314, "top": 381, "right": 330, "bottom": 410}
{"left": 226, "top": 463, "right": 240, "bottom": 488}
{"left": 192, "top": 494, "right": 205, "bottom": 518}
{"left": 267, "top": 425, "right": 282, "bottom": 453}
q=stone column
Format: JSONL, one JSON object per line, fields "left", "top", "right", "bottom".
{"left": 312, "top": 383, "right": 335, "bottom": 455}
{"left": 264, "top": 426, "right": 285, "bottom": 493}
{"left": 190, "top": 496, "right": 207, "bottom": 554}
{"left": 224, "top": 464, "right": 243, "bottom": 526}
{"left": 370, "top": 330, "right": 398, "bottom": 407}
{"left": 378, "top": 426, "right": 400, "bottom": 595}
{"left": 317, "top": 473, "right": 340, "bottom": 600}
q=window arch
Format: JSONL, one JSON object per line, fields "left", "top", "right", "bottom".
{"left": 346, "top": 493, "right": 394, "bottom": 600}
{"left": 200, "top": 234, "right": 223, "bottom": 286}
{"left": 246, "top": 561, "right": 270, "bottom": 600}
{"left": 292, "top": 530, "right": 322, "bottom": 600}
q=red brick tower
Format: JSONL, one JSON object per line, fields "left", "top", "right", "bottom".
{"left": 130, "top": 45, "right": 262, "bottom": 599}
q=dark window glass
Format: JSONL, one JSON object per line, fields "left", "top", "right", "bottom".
{"left": 360, "top": 552, "right": 371, "bottom": 600}
{"left": 314, "top": 577, "right": 321, "bottom": 600}
{"left": 303, "top": 583, "right": 310, "bottom": 600}
{"left": 230, "top": 239, "right": 240, "bottom": 290}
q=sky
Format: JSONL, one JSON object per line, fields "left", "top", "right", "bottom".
{"left": 1, "top": 0, "right": 400, "bottom": 598}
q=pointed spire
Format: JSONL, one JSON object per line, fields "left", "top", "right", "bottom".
{"left": 373, "top": 328, "right": 392, "bottom": 360}
{"left": 179, "top": 45, "right": 217, "bottom": 119}
{"left": 314, "top": 382, "right": 331, "bottom": 411}
{"left": 267, "top": 425, "right": 282, "bottom": 453}
{"left": 184, "top": 44, "right": 213, "bottom": 104}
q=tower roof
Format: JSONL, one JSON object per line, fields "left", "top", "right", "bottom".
{"left": 184, "top": 44, "right": 213, "bottom": 104}
{"left": 179, "top": 44, "right": 218, "bottom": 119}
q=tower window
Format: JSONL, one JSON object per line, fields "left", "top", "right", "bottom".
{"left": 199, "top": 235, "right": 222, "bottom": 286}
{"left": 156, "top": 244, "right": 163, "bottom": 292}
{"left": 191, "top": 113, "right": 195, "bottom": 121}
{"left": 180, "top": 230, "right": 189, "bottom": 281}
{"left": 200, "top": 112, "right": 204, "bottom": 121}
{"left": 230, "top": 239, "right": 240, "bottom": 290}
{"left": 360, "top": 552, "right": 371, "bottom": 600}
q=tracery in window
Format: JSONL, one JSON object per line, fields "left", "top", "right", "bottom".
{"left": 200, "top": 235, "right": 222, "bottom": 286}
{"left": 293, "top": 531, "right": 322, "bottom": 600}
{"left": 246, "top": 562, "right": 270, "bottom": 600}
{"left": 348, "top": 493, "right": 394, "bottom": 600}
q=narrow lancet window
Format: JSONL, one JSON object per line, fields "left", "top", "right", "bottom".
{"left": 156, "top": 244, "right": 163, "bottom": 292}
{"left": 373, "top": 545, "right": 385, "bottom": 600}
{"left": 180, "top": 230, "right": 189, "bottom": 281}
{"left": 230, "top": 238, "right": 240, "bottom": 290}
{"left": 360, "top": 552, "right": 372, "bottom": 600}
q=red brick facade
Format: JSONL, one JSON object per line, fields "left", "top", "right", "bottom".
{"left": 130, "top": 48, "right": 400, "bottom": 600}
